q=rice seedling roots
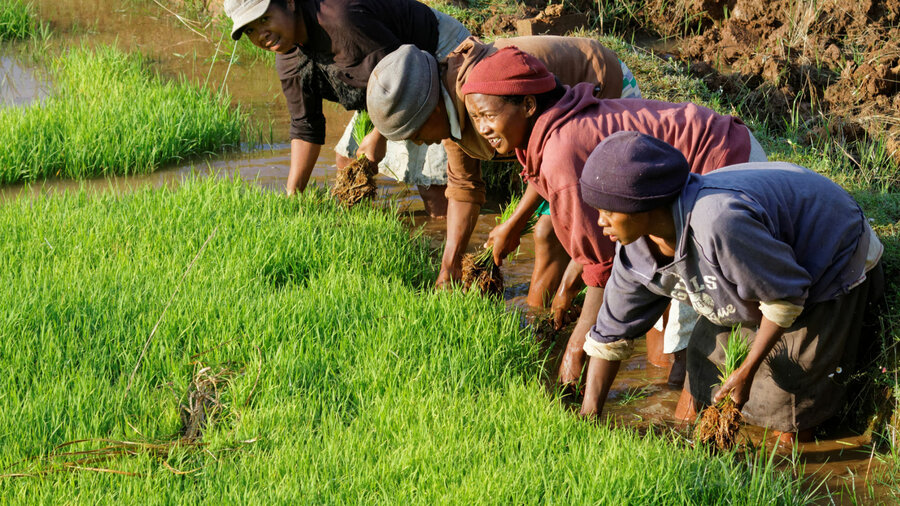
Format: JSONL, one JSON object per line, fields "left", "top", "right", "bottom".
{"left": 461, "top": 252, "right": 503, "bottom": 296}
{"left": 694, "top": 399, "right": 744, "bottom": 451}
{"left": 331, "top": 157, "right": 378, "bottom": 207}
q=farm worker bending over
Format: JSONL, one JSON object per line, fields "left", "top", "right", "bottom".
{"left": 366, "top": 35, "right": 638, "bottom": 309}
{"left": 224, "top": 0, "right": 469, "bottom": 217}
{"left": 578, "top": 131, "right": 884, "bottom": 441}
{"left": 459, "top": 47, "right": 767, "bottom": 390}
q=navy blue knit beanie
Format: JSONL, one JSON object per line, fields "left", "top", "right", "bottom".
{"left": 579, "top": 131, "right": 690, "bottom": 213}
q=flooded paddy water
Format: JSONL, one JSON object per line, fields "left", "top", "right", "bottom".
{"left": 1, "top": 0, "right": 894, "bottom": 500}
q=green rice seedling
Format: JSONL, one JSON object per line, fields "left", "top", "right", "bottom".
{"left": 0, "top": 45, "right": 244, "bottom": 183}
{"left": 616, "top": 385, "right": 654, "bottom": 406}
{"left": 695, "top": 324, "right": 750, "bottom": 451}
{"left": 331, "top": 110, "right": 378, "bottom": 206}
{"left": 718, "top": 324, "right": 752, "bottom": 383}
{"left": 462, "top": 193, "right": 539, "bottom": 296}
{"left": 0, "top": 0, "right": 35, "bottom": 41}
{"left": 0, "top": 178, "right": 819, "bottom": 502}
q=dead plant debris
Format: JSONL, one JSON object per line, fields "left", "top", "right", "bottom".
{"left": 2, "top": 360, "right": 258, "bottom": 480}
{"left": 331, "top": 157, "right": 378, "bottom": 207}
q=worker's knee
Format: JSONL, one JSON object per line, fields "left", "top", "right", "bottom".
{"left": 534, "top": 215, "right": 556, "bottom": 245}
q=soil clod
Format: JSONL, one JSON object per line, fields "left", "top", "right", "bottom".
{"left": 331, "top": 157, "right": 378, "bottom": 207}
{"left": 461, "top": 251, "right": 504, "bottom": 296}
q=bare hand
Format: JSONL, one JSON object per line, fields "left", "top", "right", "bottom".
{"left": 486, "top": 221, "right": 521, "bottom": 266}
{"left": 550, "top": 292, "right": 576, "bottom": 330}
{"left": 558, "top": 331, "right": 587, "bottom": 386}
{"left": 435, "top": 263, "right": 462, "bottom": 290}
{"left": 357, "top": 129, "right": 387, "bottom": 164}
{"left": 713, "top": 367, "right": 753, "bottom": 409}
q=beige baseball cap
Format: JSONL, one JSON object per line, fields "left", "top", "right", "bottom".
{"left": 224, "top": 0, "right": 272, "bottom": 40}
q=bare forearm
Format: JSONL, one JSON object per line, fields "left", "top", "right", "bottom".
{"left": 506, "top": 183, "right": 543, "bottom": 233}
{"left": 557, "top": 260, "right": 585, "bottom": 301}
{"left": 742, "top": 317, "right": 785, "bottom": 377}
{"left": 287, "top": 139, "right": 322, "bottom": 195}
{"left": 580, "top": 356, "right": 622, "bottom": 417}
{"left": 442, "top": 198, "right": 481, "bottom": 270}
{"left": 714, "top": 316, "right": 786, "bottom": 406}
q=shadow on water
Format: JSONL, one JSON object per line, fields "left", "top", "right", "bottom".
{"left": 1, "top": 0, "right": 894, "bottom": 500}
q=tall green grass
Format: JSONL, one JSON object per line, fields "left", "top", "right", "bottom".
{"left": 0, "top": 0, "right": 35, "bottom": 40}
{"left": 0, "top": 45, "right": 244, "bottom": 183}
{"left": 0, "top": 178, "right": 815, "bottom": 502}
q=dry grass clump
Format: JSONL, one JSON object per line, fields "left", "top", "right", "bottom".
{"left": 694, "top": 325, "right": 750, "bottom": 451}
{"left": 2, "top": 360, "right": 253, "bottom": 479}
{"left": 180, "top": 363, "right": 240, "bottom": 442}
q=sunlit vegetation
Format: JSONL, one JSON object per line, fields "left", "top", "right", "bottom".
{"left": 0, "top": 45, "right": 244, "bottom": 183}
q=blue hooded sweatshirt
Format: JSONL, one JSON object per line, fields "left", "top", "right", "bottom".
{"left": 589, "top": 162, "right": 877, "bottom": 345}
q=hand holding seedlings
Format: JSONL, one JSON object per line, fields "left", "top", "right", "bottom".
{"left": 356, "top": 128, "right": 387, "bottom": 164}
{"left": 712, "top": 318, "right": 786, "bottom": 409}
{"left": 462, "top": 195, "right": 538, "bottom": 296}
{"left": 485, "top": 220, "right": 522, "bottom": 267}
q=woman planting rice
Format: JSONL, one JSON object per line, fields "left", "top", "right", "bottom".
{"left": 578, "top": 131, "right": 884, "bottom": 442}
{"left": 459, "top": 47, "right": 766, "bottom": 390}
{"left": 366, "top": 35, "right": 638, "bottom": 306}
{"left": 223, "top": 0, "right": 469, "bottom": 215}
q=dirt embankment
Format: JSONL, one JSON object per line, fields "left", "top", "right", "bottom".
{"left": 477, "top": 0, "right": 900, "bottom": 167}
{"left": 649, "top": 0, "right": 899, "bottom": 165}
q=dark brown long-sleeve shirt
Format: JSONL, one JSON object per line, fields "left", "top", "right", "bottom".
{"left": 276, "top": 0, "right": 439, "bottom": 144}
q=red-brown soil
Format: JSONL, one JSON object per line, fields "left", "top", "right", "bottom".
{"left": 671, "top": 0, "right": 900, "bottom": 165}
{"left": 471, "top": 0, "right": 900, "bottom": 169}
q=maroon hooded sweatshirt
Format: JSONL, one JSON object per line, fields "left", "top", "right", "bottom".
{"left": 515, "top": 82, "right": 751, "bottom": 287}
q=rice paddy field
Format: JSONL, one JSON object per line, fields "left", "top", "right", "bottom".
{"left": 0, "top": 0, "right": 898, "bottom": 503}
{"left": 0, "top": 45, "right": 244, "bottom": 183}
{"left": 0, "top": 0, "right": 37, "bottom": 41}
{"left": 0, "top": 178, "right": 819, "bottom": 502}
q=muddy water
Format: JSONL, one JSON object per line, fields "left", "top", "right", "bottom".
{"left": 1, "top": 0, "right": 892, "bottom": 498}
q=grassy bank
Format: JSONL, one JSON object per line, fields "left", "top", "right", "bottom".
{"left": 0, "top": 45, "right": 244, "bottom": 183}
{"left": 0, "top": 178, "right": 815, "bottom": 502}
{"left": 0, "top": 0, "right": 36, "bottom": 40}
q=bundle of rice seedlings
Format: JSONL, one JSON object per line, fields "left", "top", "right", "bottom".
{"left": 694, "top": 324, "right": 751, "bottom": 451}
{"left": 462, "top": 194, "right": 538, "bottom": 296}
{"left": 332, "top": 111, "right": 378, "bottom": 207}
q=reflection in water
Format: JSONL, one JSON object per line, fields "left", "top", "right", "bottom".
{"left": 0, "top": 54, "right": 49, "bottom": 106}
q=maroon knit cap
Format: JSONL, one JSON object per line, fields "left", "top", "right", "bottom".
{"left": 460, "top": 46, "right": 557, "bottom": 96}
{"left": 580, "top": 131, "right": 690, "bottom": 213}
